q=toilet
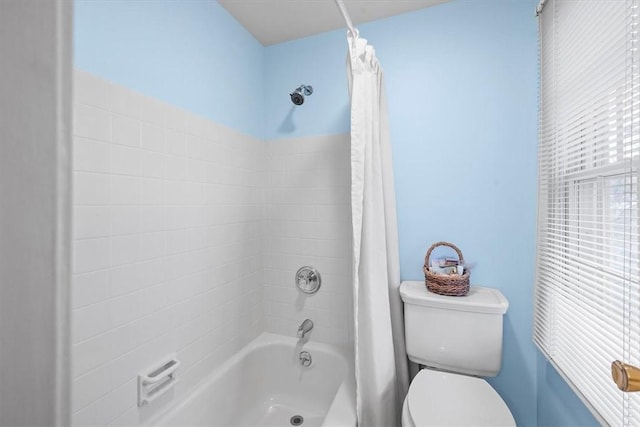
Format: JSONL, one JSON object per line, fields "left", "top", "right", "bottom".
{"left": 399, "top": 281, "right": 516, "bottom": 426}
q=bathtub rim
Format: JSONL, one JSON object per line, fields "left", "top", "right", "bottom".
{"left": 146, "top": 332, "right": 356, "bottom": 427}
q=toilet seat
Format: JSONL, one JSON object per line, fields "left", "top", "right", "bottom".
{"left": 403, "top": 369, "right": 515, "bottom": 427}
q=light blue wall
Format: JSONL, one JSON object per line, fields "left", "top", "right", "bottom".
{"left": 265, "top": 31, "right": 349, "bottom": 140}
{"left": 537, "top": 354, "right": 600, "bottom": 426}
{"left": 265, "top": 1, "right": 595, "bottom": 426}
{"left": 74, "top": 0, "right": 264, "bottom": 138}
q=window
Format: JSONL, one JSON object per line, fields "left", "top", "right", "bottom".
{"left": 534, "top": 0, "right": 640, "bottom": 424}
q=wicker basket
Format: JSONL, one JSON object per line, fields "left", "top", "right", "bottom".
{"left": 423, "top": 241, "right": 470, "bottom": 296}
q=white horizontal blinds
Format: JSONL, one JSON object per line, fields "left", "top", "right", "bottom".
{"left": 535, "top": 0, "right": 640, "bottom": 425}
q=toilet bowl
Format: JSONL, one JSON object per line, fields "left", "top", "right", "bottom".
{"left": 399, "top": 281, "right": 515, "bottom": 426}
{"left": 401, "top": 370, "right": 515, "bottom": 426}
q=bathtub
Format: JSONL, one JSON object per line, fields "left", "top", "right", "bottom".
{"left": 151, "top": 333, "right": 356, "bottom": 427}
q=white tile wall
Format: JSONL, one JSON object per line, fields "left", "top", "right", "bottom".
{"left": 264, "top": 135, "right": 353, "bottom": 346}
{"left": 73, "top": 70, "right": 353, "bottom": 426}
{"left": 72, "top": 70, "right": 264, "bottom": 426}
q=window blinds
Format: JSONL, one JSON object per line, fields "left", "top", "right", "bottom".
{"left": 534, "top": 0, "right": 640, "bottom": 424}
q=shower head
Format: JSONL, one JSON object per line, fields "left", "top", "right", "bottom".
{"left": 290, "top": 85, "right": 313, "bottom": 105}
{"left": 290, "top": 91, "right": 305, "bottom": 106}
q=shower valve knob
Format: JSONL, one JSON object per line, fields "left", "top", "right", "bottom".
{"left": 295, "top": 266, "right": 321, "bottom": 294}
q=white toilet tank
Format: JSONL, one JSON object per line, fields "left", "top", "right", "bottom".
{"left": 400, "top": 281, "right": 509, "bottom": 377}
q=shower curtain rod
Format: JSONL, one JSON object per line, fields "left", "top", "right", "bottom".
{"left": 535, "top": 0, "right": 547, "bottom": 16}
{"left": 334, "top": 0, "right": 358, "bottom": 37}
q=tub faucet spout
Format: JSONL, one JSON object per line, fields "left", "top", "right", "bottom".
{"left": 297, "top": 319, "right": 314, "bottom": 338}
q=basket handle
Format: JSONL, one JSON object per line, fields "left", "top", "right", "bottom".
{"left": 424, "top": 241, "right": 465, "bottom": 267}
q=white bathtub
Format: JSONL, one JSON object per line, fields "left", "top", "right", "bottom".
{"left": 151, "top": 333, "right": 356, "bottom": 427}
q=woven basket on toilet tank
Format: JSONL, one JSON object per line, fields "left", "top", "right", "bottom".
{"left": 423, "top": 241, "right": 470, "bottom": 296}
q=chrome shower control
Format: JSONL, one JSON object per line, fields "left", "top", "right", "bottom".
{"left": 295, "top": 266, "right": 321, "bottom": 294}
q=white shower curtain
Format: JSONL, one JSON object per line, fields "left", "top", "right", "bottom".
{"left": 347, "top": 33, "right": 409, "bottom": 426}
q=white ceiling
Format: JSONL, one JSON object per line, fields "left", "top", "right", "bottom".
{"left": 218, "top": 0, "right": 450, "bottom": 46}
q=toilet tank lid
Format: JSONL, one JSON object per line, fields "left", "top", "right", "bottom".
{"left": 399, "top": 281, "right": 509, "bottom": 314}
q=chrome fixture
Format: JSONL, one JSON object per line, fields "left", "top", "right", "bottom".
{"left": 297, "top": 319, "right": 314, "bottom": 339}
{"left": 299, "top": 351, "right": 312, "bottom": 367}
{"left": 290, "top": 84, "right": 313, "bottom": 106}
{"left": 290, "top": 415, "right": 304, "bottom": 426}
{"left": 296, "top": 266, "right": 321, "bottom": 294}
